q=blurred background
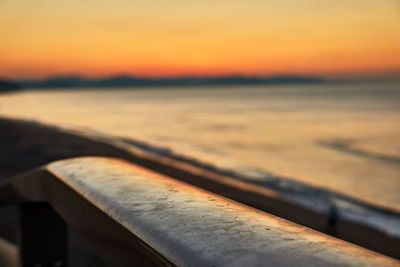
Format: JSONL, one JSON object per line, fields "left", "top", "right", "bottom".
{"left": 1, "top": 0, "right": 399, "bottom": 210}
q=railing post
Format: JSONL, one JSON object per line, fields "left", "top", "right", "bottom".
{"left": 19, "top": 203, "right": 67, "bottom": 267}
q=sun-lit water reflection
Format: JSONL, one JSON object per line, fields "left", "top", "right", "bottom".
{"left": 0, "top": 82, "right": 399, "bottom": 211}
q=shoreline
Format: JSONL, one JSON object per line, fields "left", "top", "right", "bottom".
{"left": 0, "top": 116, "right": 399, "bottom": 259}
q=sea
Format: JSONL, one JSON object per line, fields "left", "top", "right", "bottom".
{"left": 0, "top": 81, "right": 399, "bottom": 215}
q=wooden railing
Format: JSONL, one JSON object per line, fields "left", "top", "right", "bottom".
{"left": 1, "top": 117, "right": 400, "bottom": 260}
{"left": 0, "top": 157, "right": 398, "bottom": 266}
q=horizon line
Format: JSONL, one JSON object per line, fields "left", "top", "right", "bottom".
{"left": 8, "top": 70, "right": 400, "bottom": 82}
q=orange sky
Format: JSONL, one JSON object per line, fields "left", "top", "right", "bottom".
{"left": 1, "top": 0, "right": 400, "bottom": 79}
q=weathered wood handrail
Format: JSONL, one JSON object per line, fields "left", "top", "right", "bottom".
{"left": 0, "top": 157, "right": 398, "bottom": 266}
{"left": 2, "top": 117, "right": 399, "bottom": 260}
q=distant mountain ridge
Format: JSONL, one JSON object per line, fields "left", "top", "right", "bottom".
{"left": 0, "top": 79, "right": 22, "bottom": 92}
{"left": 18, "top": 75, "right": 325, "bottom": 89}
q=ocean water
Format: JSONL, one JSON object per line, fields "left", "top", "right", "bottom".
{"left": 1, "top": 82, "right": 399, "bottom": 212}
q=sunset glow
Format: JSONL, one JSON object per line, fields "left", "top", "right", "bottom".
{"left": 1, "top": 0, "right": 399, "bottom": 79}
